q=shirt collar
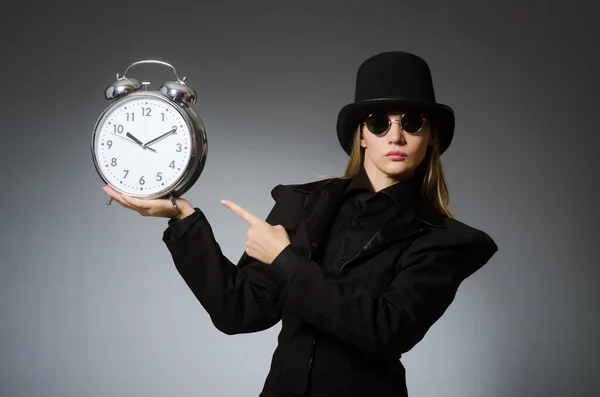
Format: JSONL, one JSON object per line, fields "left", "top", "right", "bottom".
{"left": 345, "top": 166, "right": 421, "bottom": 208}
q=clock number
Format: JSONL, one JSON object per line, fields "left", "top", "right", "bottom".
{"left": 126, "top": 113, "right": 135, "bottom": 122}
{"left": 161, "top": 113, "right": 165, "bottom": 122}
{"left": 169, "top": 160, "right": 175, "bottom": 169}
{"left": 111, "top": 158, "right": 117, "bottom": 166}
{"left": 113, "top": 125, "right": 124, "bottom": 134}
{"left": 141, "top": 107, "right": 151, "bottom": 116}
{"left": 156, "top": 172, "right": 163, "bottom": 181}
{"left": 123, "top": 170, "right": 129, "bottom": 178}
{"left": 139, "top": 176, "right": 145, "bottom": 185}
{"left": 107, "top": 140, "right": 113, "bottom": 149}
{"left": 176, "top": 143, "right": 182, "bottom": 152}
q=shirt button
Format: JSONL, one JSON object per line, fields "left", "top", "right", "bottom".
{"left": 342, "top": 254, "right": 349, "bottom": 261}
{"left": 357, "top": 221, "right": 365, "bottom": 227}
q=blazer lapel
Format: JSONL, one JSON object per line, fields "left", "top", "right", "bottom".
{"left": 301, "top": 178, "right": 352, "bottom": 256}
{"left": 290, "top": 175, "right": 446, "bottom": 266}
{"left": 337, "top": 208, "right": 427, "bottom": 272}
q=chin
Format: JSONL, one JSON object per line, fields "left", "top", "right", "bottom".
{"left": 382, "top": 164, "right": 415, "bottom": 179}
{"left": 385, "top": 161, "right": 409, "bottom": 171}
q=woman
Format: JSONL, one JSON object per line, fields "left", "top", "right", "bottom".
{"left": 103, "top": 51, "right": 498, "bottom": 397}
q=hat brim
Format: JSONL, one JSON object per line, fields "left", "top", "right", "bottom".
{"left": 336, "top": 98, "right": 455, "bottom": 156}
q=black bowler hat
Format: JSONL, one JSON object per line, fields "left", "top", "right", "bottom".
{"left": 336, "top": 51, "right": 455, "bottom": 155}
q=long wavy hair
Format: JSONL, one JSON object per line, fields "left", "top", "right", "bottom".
{"left": 337, "top": 124, "right": 454, "bottom": 218}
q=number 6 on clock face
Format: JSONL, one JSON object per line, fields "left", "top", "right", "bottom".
{"left": 91, "top": 61, "right": 207, "bottom": 200}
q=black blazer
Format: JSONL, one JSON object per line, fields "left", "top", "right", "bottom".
{"left": 163, "top": 177, "right": 498, "bottom": 397}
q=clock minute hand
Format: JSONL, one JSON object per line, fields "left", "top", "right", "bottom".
{"left": 143, "top": 127, "right": 177, "bottom": 148}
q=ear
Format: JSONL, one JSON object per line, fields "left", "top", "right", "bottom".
{"left": 360, "top": 134, "right": 367, "bottom": 149}
{"left": 358, "top": 125, "right": 368, "bottom": 148}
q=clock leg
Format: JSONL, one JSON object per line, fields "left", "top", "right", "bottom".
{"left": 107, "top": 198, "right": 113, "bottom": 206}
{"left": 168, "top": 193, "right": 178, "bottom": 209}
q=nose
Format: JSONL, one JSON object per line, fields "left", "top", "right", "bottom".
{"left": 387, "top": 120, "right": 406, "bottom": 145}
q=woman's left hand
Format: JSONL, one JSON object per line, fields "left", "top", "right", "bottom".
{"left": 221, "top": 199, "right": 291, "bottom": 265}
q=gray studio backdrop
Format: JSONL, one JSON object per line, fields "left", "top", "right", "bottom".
{"left": 1, "top": 1, "right": 598, "bottom": 396}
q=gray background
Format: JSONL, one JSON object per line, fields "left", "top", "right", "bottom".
{"left": 1, "top": 1, "right": 598, "bottom": 396}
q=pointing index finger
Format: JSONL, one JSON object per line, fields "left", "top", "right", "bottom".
{"left": 221, "top": 199, "right": 259, "bottom": 224}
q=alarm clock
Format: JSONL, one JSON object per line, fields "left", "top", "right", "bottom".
{"left": 91, "top": 60, "right": 207, "bottom": 208}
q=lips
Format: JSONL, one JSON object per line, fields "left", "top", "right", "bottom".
{"left": 386, "top": 151, "right": 407, "bottom": 157}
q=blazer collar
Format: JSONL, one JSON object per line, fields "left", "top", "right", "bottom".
{"left": 290, "top": 171, "right": 446, "bottom": 259}
{"left": 344, "top": 166, "right": 422, "bottom": 209}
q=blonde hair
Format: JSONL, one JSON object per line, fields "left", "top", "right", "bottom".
{"left": 323, "top": 124, "right": 454, "bottom": 218}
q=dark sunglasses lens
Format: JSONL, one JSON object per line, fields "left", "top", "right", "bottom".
{"left": 401, "top": 113, "right": 424, "bottom": 133}
{"left": 366, "top": 116, "right": 390, "bottom": 135}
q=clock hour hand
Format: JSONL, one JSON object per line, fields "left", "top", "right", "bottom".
{"left": 143, "top": 127, "right": 177, "bottom": 148}
{"left": 126, "top": 132, "right": 157, "bottom": 153}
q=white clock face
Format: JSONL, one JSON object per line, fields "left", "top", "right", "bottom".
{"left": 92, "top": 93, "right": 192, "bottom": 197}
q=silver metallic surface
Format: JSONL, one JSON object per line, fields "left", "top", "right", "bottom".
{"left": 159, "top": 81, "right": 197, "bottom": 104}
{"left": 122, "top": 60, "right": 182, "bottom": 81}
{"left": 105, "top": 77, "right": 142, "bottom": 100}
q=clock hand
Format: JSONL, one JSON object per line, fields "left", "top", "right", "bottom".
{"left": 109, "top": 132, "right": 157, "bottom": 152}
{"left": 143, "top": 127, "right": 177, "bottom": 148}
{"left": 125, "top": 132, "right": 157, "bottom": 152}
{"left": 126, "top": 132, "right": 144, "bottom": 146}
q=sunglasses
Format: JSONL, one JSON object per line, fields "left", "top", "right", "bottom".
{"left": 363, "top": 113, "right": 427, "bottom": 136}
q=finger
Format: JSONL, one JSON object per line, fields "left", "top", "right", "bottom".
{"left": 102, "top": 186, "right": 130, "bottom": 207}
{"left": 122, "top": 195, "right": 169, "bottom": 217}
{"left": 220, "top": 199, "right": 260, "bottom": 224}
{"left": 103, "top": 186, "right": 145, "bottom": 211}
{"left": 102, "top": 185, "right": 119, "bottom": 196}
{"left": 120, "top": 194, "right": 149, "bottom": 209}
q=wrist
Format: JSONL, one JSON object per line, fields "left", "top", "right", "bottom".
{"left": 173, "top": 201, "right": 195, "bottom": 221}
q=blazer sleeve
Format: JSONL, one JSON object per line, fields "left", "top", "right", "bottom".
{"left": 162, "top": 184, "right": 302, "bottom": 335}
{"left": 267, "top": 222, "right": 498, "bottom": 357}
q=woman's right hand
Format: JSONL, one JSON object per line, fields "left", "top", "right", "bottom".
{"left": 102, "top": 185, "right": 196, "bottom": 221}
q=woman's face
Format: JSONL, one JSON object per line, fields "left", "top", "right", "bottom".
{"left": 360, "top": 112, "right": 434, "bottom": 183}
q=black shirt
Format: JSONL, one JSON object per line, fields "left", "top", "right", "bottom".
{"left": 164, "top": 167, "right": 421, "bottom": 282}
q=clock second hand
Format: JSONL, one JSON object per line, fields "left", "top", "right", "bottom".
{"left": 111, "top": 132, "right": 157, "bottom": 153}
